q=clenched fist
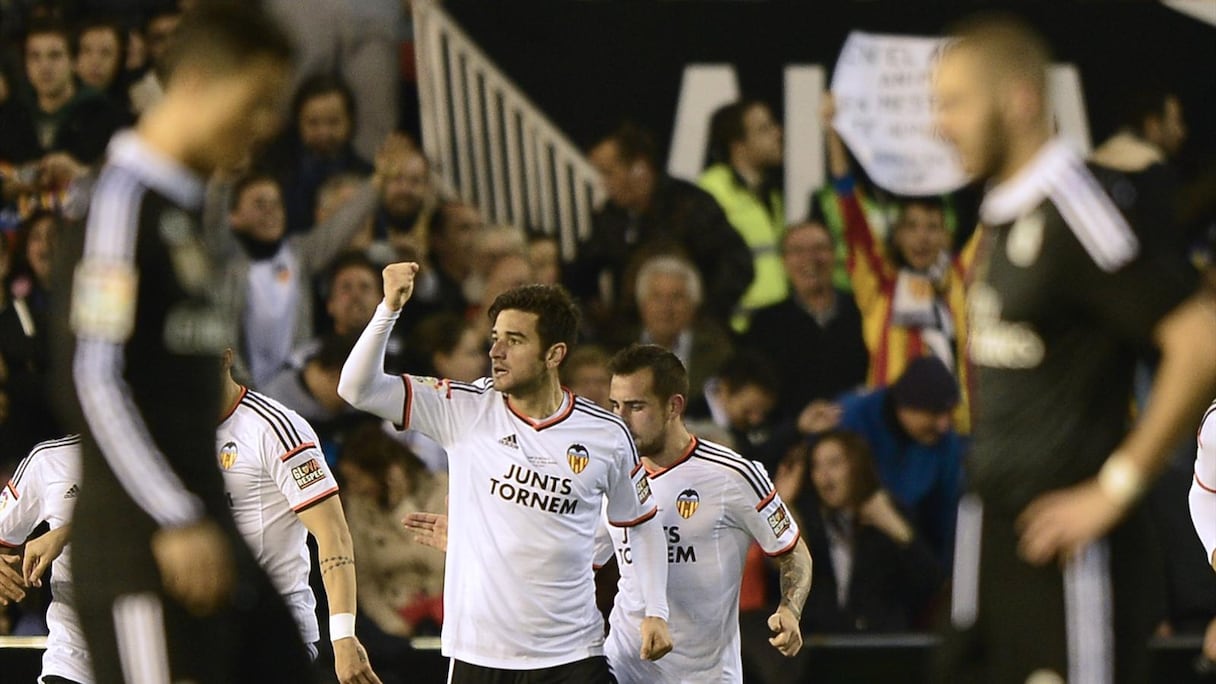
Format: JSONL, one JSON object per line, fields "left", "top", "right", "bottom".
{"left": 383, "top": 262, "right": 421, "bottom": 312}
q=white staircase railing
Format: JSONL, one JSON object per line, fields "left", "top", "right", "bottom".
{"left": 412, "top": 0, "right": 603, "bottom": 261}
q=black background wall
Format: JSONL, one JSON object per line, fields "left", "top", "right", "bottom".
{"left": 444, "top": 0, "right": 1216, "bottom": 175}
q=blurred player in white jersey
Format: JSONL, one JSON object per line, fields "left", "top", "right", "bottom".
{"left": 216, "top": 350, "right": 381, "bottom": 683}
{"left": 1189, "top": 400, "right": 1216, "bottom": 664}
{"left": 0, "top": 435, "right": 88, "bottom": 684}
{"left": 339, "top": 263, "right": 671, "bottom": 682}
{"left": 407, "top": 344, "right": 813, "bottom": 683}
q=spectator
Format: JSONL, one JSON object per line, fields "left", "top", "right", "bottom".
{"left": 823, "top": 96, "right": 975, "bottom": 433}
{"left": 625, "top": 255, "right": 732, "bottom": 407}
{"left": 0, "top": 211, "right": 62, "bottom": 463}
{"left": 560, "top": 344, "right": 612, "bottom": 410}
{"left": 743, "top": 220, "right": 868, "bottom": 416}
{"left": 0, "top": 20, "right": 129, "bottom": 191}
{"left": 127, "top": 6, "right": 179, "bottom": 115}
{"left": 527, "top": 231, "right": 561, "bottom": 286}
{"left": 73, "top": 17, "right": 130, "bottom": 111}
{"left": 699, "top": 99, "right": 787, "bottom": 331}
{"left": 339, "top": 424, "right": 447, "bottom": 638}
{"left": 270, "top": 74, "right": 375, "bottom": 233}
{"left": 210, "top": 160, "right": 380, "bottom": 387}
{"left": 315, "top": 172, "right": 378, "bottom": 256}
{"left": 1091, "top": 88, "right": 1190, "bottom": 256}
{"left": 404, "top": 199, "right": 481, "bottom": 317}
{"left": 376, "top": 144, "right": 434, "bottom": 244}
{"left": 827, "top": 356, "right": 965, "bottom": 561}
{"left": 465, "top": 223, "right": 527, "bottom": 304}
{"left": 466, "top": 249, "right": 533, "bottom": 341}
{"left": 778, "top": 432, "right": 942, "bottom": 633}
{"left": 572, "top": 122, "right": 753, "bottom": 329}
{"left": 407, "top": 312, "right": 486, "bottom": 382}
{"left": 686, "top": 352, "right": 780, "bottom": 466}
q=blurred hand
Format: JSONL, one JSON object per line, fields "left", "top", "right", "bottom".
{"left": 1016, "top": 479, "right": 1128, "bottom": 566}
{"left": 151, "top": 520, "right": 234, "bottom": 616}
{"left": 382, "top": 262, "right": 420, "bottom": 312}
{"left": 334, "top": 636, "right": 382, "bottom": 684}
{"left": 1205, "top": 616, "right": 1216, "bottom": 662}
{"left": 38, "top": 153, "right": 87, "bottom": 188}
{"left": 768, "top": 605, "right": 803, "bottom": 657}
{"left": 23, "top": 525, "right": 70, "bottom": 586}
{"left": 820, "top": 92, "right": 837, "bottom": 129}
{"left": 797, "top": 400, "right": 841, "bottom": 436}
{"left": 858, "top": 490, "right": 914, "bottom": 545}
{"left": 774, "top": 452, "right": 807, "bottom": 504}
{"left": 640, "top": 616, "right": 673, "bottom": 661}
{"left": 402, "top": 511, "right": 448, "bottom": 553}
{"left": 0, "top": 553, "right": 26, "bottom": 604}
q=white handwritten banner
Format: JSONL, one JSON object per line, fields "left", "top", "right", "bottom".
{"left": 830, "top": 31, "right": 967, "bottom": 196}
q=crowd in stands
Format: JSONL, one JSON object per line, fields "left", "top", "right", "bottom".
{"left": 0, "top": 2, "right": 1213, "bottom": 682}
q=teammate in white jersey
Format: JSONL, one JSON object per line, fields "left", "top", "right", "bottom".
{"left": 596, "top": 344, "right": 812, "bottom": 683}
{"left": 407, "top": 345, "right": 813, "bottom": 683}
{"left": 1190, "top": 400, "right": 1216, "bottom": 664}
{"left": 339, "top": 263, "right": 671, "bottom": 682}
{"left": 0, "top": 435, "right": 90, "bottom": 684}
{"left": 216, "top": 350, "right": 381, "bottom": 683}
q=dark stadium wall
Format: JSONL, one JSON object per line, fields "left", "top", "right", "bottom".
{"left": 443, "top": 0, "right": 1216, "bottom": 176}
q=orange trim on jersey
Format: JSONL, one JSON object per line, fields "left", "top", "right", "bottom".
{"left": 630, "top": 462, "right": 645, "bottom": 477}
{"left": 764, "top": 531, "right": 802, "bottom": 558}
{"left": 398, "top": 375, "right": 414, "bottom": 431}
{"left": 645, "top": 437, "right": 698, "bottom": 479}
{"left": 218, "top": 386, "right": 247, "bottom": 425}
{"left": 506, "top": 389, "right": 575, "bottom": 431}
{"left": 278, "top": 442, "right": 318, "bottom": 463}
{"left": 5, "top": 481, "right": 18, "bottom": 500}
{"left": 1196, "top": 472, "right": 1216, "bottom": 495}
{"left": 292, "top": 485, "right": 340, "bottom": 513}
{"left": 609, "top": 506, "right": 658, "bottom": 528}
{"left": 754, "top": 488, "right": 777, "bottom": 512}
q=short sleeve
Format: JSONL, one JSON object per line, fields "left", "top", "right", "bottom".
{"left": 1196, "top": 405, "right": 1216, "bottom": 494}
{"left": 1052, "top": 206, "right": 1194, "bottom": 346}
{"left": 401, "top": 376, "right": 493, "bottom": 449}
{"left": 605, "top": 431, "right": 657, "bottom": 528}
{"left": 727, "top": 460, "right": 802, "bottom": 557}
{"left": 0, "top": 458, "right": 47, "bottom": 547}
{"left": 263, "top": 412, "right": 339, "bottom": 513}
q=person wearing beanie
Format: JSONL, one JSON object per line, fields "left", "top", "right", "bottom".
{"left": 823, "top": 356, "right": 966, "bottom": 563}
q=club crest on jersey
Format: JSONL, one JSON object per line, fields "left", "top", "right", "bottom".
{"left": 567, "top": 444, "right": 590, "bottom": 474}
{"left": 1006, "top": 210, "right": 1044, "bottom": 268}
{"left": 767, "top": 503, "right": 791, "bottom": 538}
{"left": 676, "top": 489, "right": 700, "bottom": 519}
{"left": 219, "top": 441, "right": 239, "bottom": 470}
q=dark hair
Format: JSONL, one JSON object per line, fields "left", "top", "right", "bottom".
{"left": 707, "top": 99, "right": 767, "bottom": 165}
{"left": 311, "top": 332, "right": 359, "bottom": 372}
{"left": 228, "top": 171, "right": 280, "bottom": 211}
{"left": 340, "top": 423, "right": 428, "bottom": 508}
{"left": 716, "top": 352, "right": 780, "bottom": 398}
{"left": 292, "top": 73, "right": 357, "bottom": 131}
{"left": 608, "top": 343, "right": 690, "bottom": 407}
{"left": 1120, "top": 87, "right": 1177, "bottom": 137}
{"left": 24, "top": 19, "right": 73, "bottom": 56}
{"left": 486, "top": 284, "right": 580, "bottom": 357}
{"left": 781, "top": 220, "right": 833, "bottom": 253}
{"left": 409, "top": 312, "right": 476, "bottom": 376}
{"left": 812, "top": 430, "right": 882, "bottom": 509}
{"left": 327, "top": 250, "right": 381, "bottom": 292}
{"left": 74, "top": 17, "right": 127, "bottom": 62}
{"left": 595, "top": 121, "right": 658, "bottom": 169}
{"left": 946, "top": 13, "right": 1051, "bottom": 96}
{"left": 8, "top": 209, "right": 58, "bottom": 288}
{"left": 162, "top": 1, "right": 293, "bottom": 81}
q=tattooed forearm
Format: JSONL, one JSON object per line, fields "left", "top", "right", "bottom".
{"left": 777, "top": 538, "right": 813, "bottom": 619}
{"left": 320, "top": 555, "right": 355, "bottom": 575}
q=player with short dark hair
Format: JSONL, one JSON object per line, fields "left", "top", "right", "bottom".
{"left": 50, "top": 3, "right": 315, "bottom": 683}
{"left": 339, "top": 263, "right": 673, "bottom": 683}
{"left": 932, "top": 14, "right": 1216, "bottom": 684}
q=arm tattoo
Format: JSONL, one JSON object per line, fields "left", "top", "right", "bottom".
{"left": 320, "top": 555, "right": 355, "bottom": 575}
{"left": 777, "top": 540, "right": 812, "bottom": 620}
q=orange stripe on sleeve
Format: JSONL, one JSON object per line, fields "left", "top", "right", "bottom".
{"left": 763, "top": 531, "right": 802, "bottom": 558}
{"left": 754, "top": 489, "right": 777, "bottom": 512}
{"left": 292, "top": 485, "right": 340, "bottom": 513}
{"left": 278, "top": 442, "right": 319, "bottom": 462}
{"left": 1196, "top": 473, "right": 1216, "bottom": 494}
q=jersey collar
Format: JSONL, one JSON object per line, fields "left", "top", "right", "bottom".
{"left": 980, "top": 138, "right": 1077, "bottom": 226}
{"left": 644, "top": 436, "right": 698, "bottom": 478}
{"left": 219, "top": 386, "right": 247, "bottom": 426}
{"left": 505, "top": 388, "right": 575, "bottom": 431}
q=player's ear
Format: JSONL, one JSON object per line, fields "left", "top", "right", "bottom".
{"left": 546, "top": 342, "right": 568, "bottom": 369}
{"left": 668, "top": 393, "right": 686, "bottom": 419}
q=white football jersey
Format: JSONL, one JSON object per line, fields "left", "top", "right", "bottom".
{"left": 217, "top": 388, "right": 339, "bottom": 645}
{"left": 595, "top": 437, "right": 801, "bottom": 683}
{"left": 0, "top": 435, "right": 92, "bottom": 684}
{"left": 1190, "top": 401, "right": 1216, "bottom": 560}
{"left": 399, "top": 375, "right": 657, "bottom": 669}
